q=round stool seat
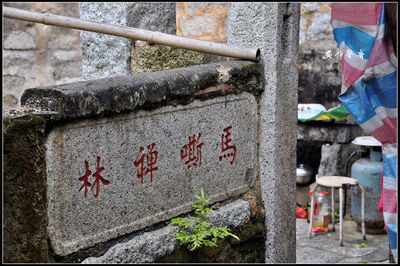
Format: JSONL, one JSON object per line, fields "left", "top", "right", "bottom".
{"left": 309, "top": 175, "right": 365, "bottom": 246}
{"left": 316, "top": 176, "right": 359, "bottom": 188}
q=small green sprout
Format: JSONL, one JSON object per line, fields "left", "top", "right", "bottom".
{"left": 169, "top": 187, "right": 239, "bottom": 251}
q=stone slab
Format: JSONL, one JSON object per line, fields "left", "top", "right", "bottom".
{"left": 81, "top": 199, "right": 250, "bottom": 263}
{"left": 46, "top": 92, "right": 258, "bottom": 256}
{"left": 21, "top": 61, "right": 262, "bottom": 121}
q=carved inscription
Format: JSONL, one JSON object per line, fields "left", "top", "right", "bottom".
{"left": 134, "top": 143, "right": 159, "bottom": 184}
{"left": 180, "top": 133, "right": 203, "bottom": 169}
{"left": 78, "top": 156, "right": 111, "bottom": 199}
{"left": 46, "top": 93, "right": 257, "bottom": 256}
{"left": 219, "top": 126, "right": 237, "bottom": 165}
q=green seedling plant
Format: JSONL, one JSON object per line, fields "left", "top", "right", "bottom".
{"left": 169, "top": 187, "right": 240, "bottom": 251}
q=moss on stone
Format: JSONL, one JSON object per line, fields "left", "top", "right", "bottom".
{"left": 131, "top": 41, "right": 205, "bottom": 74}
{"left": 3, "top": 115, "right": 48, "bottom": 262}
{"left": 156, "top": 219, "right": 265, "bottom": 263}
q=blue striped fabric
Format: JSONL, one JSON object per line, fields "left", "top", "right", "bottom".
{"left": 332, "top": 3, "right": 397, "bottom": 262}
{"left": 383, "top": 154, "right": 397, "bottom": 179}
{"left": 333, "top": 27, "right": 375, "bottom": 59}
{"left": 340, "top": 72, "right": 397, "bottom": 123}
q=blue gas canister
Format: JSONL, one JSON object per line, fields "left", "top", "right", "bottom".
{"left": 350, "top": 136, "right": 385, "bottom": 234}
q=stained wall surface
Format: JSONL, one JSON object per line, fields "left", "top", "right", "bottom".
{"left": 3, "top": 3, "right": 336, "bottom": 109}
{"left": 2, "top": 2, "right": 82, "bottom": 109}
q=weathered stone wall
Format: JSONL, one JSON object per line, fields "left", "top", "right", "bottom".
{"left": 5, "top": 2, "right": 325, "bottom": 107}
{"left": 3, "top": 3, "right": 301, "bottom": 263}
{"left": 227, "top": 3, "right": 300, "bottom": 263}
{"left": 296, "top": 2, "right": 367, "bottom": 189}
{"left": 2, "top": 2, "right": 82, "bottom": 109}
{"left": 3, "top": 61, "right": 266, "bottom": 263}
{"left": 298, "top": 2, "right": 342, "bottom": 109}
{"left": 3, "top": 2, "right": 229, "bottom": 110}
{"left": 176, "top": 2, "right": 227, "bottom": 42}
{"left": 2, "top": 2, "right": 337, "bottom": 108}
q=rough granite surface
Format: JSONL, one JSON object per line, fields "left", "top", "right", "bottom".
{"left": 227, "top": 3, "right": 300, "bottom": 263}
{"left": 81, "top": 199, "right": 250, "bottom": 263}
{"left": 21, "top": 61, "right": 262, "bottom": 121}
{"left": 46, "top": 93, "right": 258, "bottom": 255}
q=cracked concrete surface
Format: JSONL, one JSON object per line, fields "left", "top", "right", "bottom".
{"left": 296, "top": 218, "right": 390, "bottom": 264}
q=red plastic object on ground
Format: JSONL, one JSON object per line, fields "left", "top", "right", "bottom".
{"left": 296, "top": 206, "right": 307, "bottom": 219}
{"left": 312, "top": 227, "right": 326, "bottom": 233}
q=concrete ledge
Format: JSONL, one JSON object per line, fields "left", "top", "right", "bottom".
{"left": 20, "top": 61, "right": 262, "bottom": 121}
{"left": 81, "top": 199, "right": 250, "bottom": 263}
{"left": 297, "top": 122, "right": 365, "bottom": 143}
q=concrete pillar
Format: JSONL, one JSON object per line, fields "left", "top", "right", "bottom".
{"left": 227, "top": 3, "right": 300, "bottom": 263}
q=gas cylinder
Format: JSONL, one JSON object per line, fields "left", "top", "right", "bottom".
{"left": 350, "top": 136, "right": 385, "bottom": 234}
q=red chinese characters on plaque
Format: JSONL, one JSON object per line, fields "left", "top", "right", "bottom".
{"left": 134, "top": 143, "right": 159, "bottom": 184}
{"left": 219, "top": 126, "right": 237, "bottom": 165}
{"left": 78, "top": 156, "right": 111, "bottom": 199}
{"left": 180, "top": 133, "right": 203, "bottom": 169}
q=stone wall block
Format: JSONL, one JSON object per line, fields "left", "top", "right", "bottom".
{"left": 3, "top": 31, "right": 37, "bottom": 50}
{"left": 79, "top": 2, "right": 131, "bottom": 80}
{"left": 130, "top": 41, "right": 205, "bottom": 74}
{"left": 3, "top": 2, "right": 82, "bottom": 110}
{"left": 177, "top": 2, "right": 228, "bottom": 42}
{"left": 180, "top": 13, "right": 220, "bottom": 37}
{"left": 126, "top": 3, "right": 176, "bottom": 34}
{"left": 3, "top": 50, "right": 37, "bottom": 76}
{"left": 6, "top": 60, "right": 262, "bottom": 262}
{"left": 81, "top": 200, "right": 250, "bottom": 263}
{"left": 227, "top": 2, "right": 300, "bottom": 263}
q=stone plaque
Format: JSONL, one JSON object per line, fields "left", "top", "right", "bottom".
{"left": 46, "top": 92, "right": 258, "bottom": 255}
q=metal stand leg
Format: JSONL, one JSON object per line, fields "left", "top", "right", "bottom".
{"left": 359, "top": 184, "right": 367, "bottom": 240}
{"left": 308, "top": 184, "right": 319, "bottom": 238}
{"left": 339, "top": 186, "right": 344, "bottom": 246}
{"left": 308, "top": 193, "right": 315, "bottom": 239}
{"left": 331, "top": 187, "right": 335, "bottom": 232}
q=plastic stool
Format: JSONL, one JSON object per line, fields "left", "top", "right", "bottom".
{"left": 308, "top": 176, "right": 366, "bottom": 246}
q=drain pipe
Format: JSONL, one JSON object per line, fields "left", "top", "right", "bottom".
{"left": 3, "top": 6, "right": 260, "bottom": 61}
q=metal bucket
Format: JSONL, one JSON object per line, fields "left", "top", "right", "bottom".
{"left": 296, "top": 163, "right": 314, "bottom": 186}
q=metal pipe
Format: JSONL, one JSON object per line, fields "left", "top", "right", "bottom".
{"left": 3, "top": 6, "right": 260, "bottom": 61}
{"left": 331, "top": 187, "right": 335, "bottom": 232}
{"left": 339, "top": 186, "right": 344, "bottom": 246}
{"left": 308, "top": 184, "right": 319, "bottom": 239}
{"left": 359, "top": 184, "right": 367, "bottom": 240}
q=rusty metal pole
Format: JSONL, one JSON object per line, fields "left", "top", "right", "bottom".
{"left": 3, "top": 6, "right": 260, "bottom": 61}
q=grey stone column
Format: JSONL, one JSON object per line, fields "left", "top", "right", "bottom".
{"left": 227, "top": 3, "right": 300, "bottom": 263}
{"left": 126, "top": 3, "right": 176, "bottom": 34}
{"left": 79, "top": 2, "right": 131, "bottom": 80}
{"left": 79, "top": 3, "right": 177, "bottom": 80}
